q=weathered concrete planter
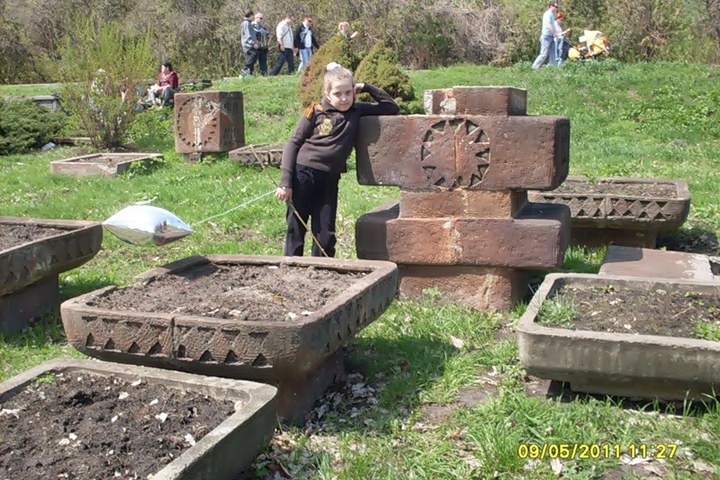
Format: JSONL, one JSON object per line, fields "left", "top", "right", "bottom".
{"left": 0, "top": 358, "right": 277, "bottom": 480}
{"left": 517, "top": 273, "right": 720, "bottom": 400}
{"left": 528, "top": 177, "right": 690, "bottom": 247}
{"left": 61, "top": 254, "right": 398, "bottom": 419}
{"left": 1, "top": 217, "right": 102, "bottom": 333}
{"left": 50, "top": 153, "right": 162, "bottom": 177}
{"left": 229, "top": 143, "right": 284, "bottom": 167}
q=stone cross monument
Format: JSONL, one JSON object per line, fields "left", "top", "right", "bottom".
{"left": 355, "top": 87, "right": 571, "bottom": 311}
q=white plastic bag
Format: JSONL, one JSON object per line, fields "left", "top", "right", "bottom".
{"left": 103, "top": 205, "right": 192, "bottom": 246}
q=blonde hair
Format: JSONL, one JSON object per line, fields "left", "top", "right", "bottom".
{"left": 338, "top": 21, "right": 350, "bottom": 31}
{"left": 323, "top": 63, "right": 354, "bottom": 95}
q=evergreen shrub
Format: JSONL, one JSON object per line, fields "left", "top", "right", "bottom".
{"left": 0, "top": 99, "right": 66, "bottom": 155}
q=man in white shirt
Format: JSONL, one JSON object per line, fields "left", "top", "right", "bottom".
{"left": 294, "top": 15, "right": 319, "bottom": 72}
{"left": 531, "top": 1, "right": 561, "bottom": 69}
{"left": 271, "top": 14, "right": 297, "bottom": 75}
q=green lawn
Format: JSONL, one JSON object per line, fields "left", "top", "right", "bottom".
{"left": 1, "top": 61, "right": 720, "bottom": 478}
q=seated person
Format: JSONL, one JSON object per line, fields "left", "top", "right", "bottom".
{"left": 338, "top": 21, "right": 359, "bottom": 41}
{"left": 147, "top": 62, "right": 179, "bottom": 107}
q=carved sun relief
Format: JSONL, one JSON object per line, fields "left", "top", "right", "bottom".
{"left": 420, "top": 118, "right": 491, "bottom": 189}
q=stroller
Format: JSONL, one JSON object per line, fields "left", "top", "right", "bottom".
{"left": 567, "top": 30, "right": 611, "bottom": 61}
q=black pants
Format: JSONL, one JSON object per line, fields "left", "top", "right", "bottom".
{"left": 270, "top": 48, "right": 295, "bottom": 75}
{"left": 284, "top": 165, "right": 340, "bottom": 257}
{"left": 243, "top": 48, "right": 267, "bottom": 75}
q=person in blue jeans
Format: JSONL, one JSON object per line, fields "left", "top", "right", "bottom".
{"left": 532, "top": 1, "right": 561, "bottom": 69}
{"left": 294, "top": 15, "right": 319, "bottom": 72}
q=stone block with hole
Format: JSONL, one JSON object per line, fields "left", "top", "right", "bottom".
{"left": 174, "top": 91, "right": 245, "bottom": 155}
{"left": 50, "top": 153, "right": 162, "bottom": 177}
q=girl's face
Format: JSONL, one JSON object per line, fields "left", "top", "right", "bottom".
{"left": 325, "top": 77, "right": 354, "bottom": 112}
{"left": 161, "top": 65, "right": 168, "bottom": 73}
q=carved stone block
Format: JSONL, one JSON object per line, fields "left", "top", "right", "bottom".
{"left": 423, "top": 86, "right": 527, "bottom": 116}
{"left": 399, "top": 189, "right": 527, "bottom": 218}
{"left": 174, "top": 91, "right": 245, "bottom": 154}
{"left": 356, "top": 115, "right": 569, "bottom": 190}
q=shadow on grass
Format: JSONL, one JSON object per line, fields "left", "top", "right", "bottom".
{"left": 0, "top": 311, "right": 67, "bottom": 348}
{"left": 657, "top": 225, "right": 719, "bottom": 256}
{"left": 527, "top": 378, "right": 720, "bottom": 416}
{"left": 59, "top": 275, "right": 115, "bottom": 300}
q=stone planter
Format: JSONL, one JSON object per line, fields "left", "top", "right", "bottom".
{"left": 0, "top": 358, "right": 277, "bottom": 479}
{"left": 527, "top": 177, "right": 690, "bottom": 247}
{"left": 1, "top": 216, "right": 102, "bottom": 333}
{"left": 50, "top": 153, "right": 162, "bottom": 177}
{"left": 517, "top": 273, "right": 720, "bottom": 400}
{"left": 229, "top": 143, "right": 284, "bottom": 167}
{"left": 61, "top": 254, "right": 398, "bottom": 419}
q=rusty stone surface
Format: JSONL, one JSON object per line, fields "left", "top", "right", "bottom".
{"left": 61, "top": 255, "right": 397, "bottom": 417}
{"left": 356, "top": 201, "right": 570, "bottom": 269}
{"left": 0, "top": 359, "right": 278, "bottom": 479}
{"left": 1, "top": 217, "right": 102, "bottom": 296}
{"left": 599, "top": 246, "right": 716, "bottom": 281}
{"left": 398, "top": 265, "right": 528, "bottom": 312}
{"left": 50, "top": 153, "right": 162, "bottom": 177}
{"left": 570, "top": 226, "right": 659, "bottom": 248}
{"left": 229, "top": 143, "right": 284, "bottom": 167}
{"left": 356, "top": 115, "right": 569, "bottom": 190}
{"left": 174, "top": 91, "right": 245, "bottom": 154}
{"left": 527, "top": 176, "right": 690, "bottom": 231}
{"left": 423, "top": 87, "right": 527, "bottom": 116}
{"left": 0, "top": 275, "right": 58, "bottom": 335}
{"left": 517, "top": 273, "right": 720, "bottom": 400}
{"left": 399, "top": 189, "right": 527, "bottom": 218}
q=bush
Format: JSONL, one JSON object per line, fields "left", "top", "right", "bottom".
{"left": 355, "top": 41, "right": 415, "bottom": 102}
{"left": 298, "top": 34, "right": 360, "bottom": 108}
{"left": 55, "top": 18, "right": 155, "bottom": 150}
{"left": 0, "top": 99, "right": 66, "bottom": 155}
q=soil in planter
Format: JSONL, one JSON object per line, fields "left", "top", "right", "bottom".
{"left": 552, "top": 180, "right": 677, "bottom": 197}
{"left": 0, "top": 224, "right": 69, "bottom": 251}
{"left": 541, "top": 282, "right": 720, "bottom": 339}
{"left": 88, "top": 263, "right": 365, "bottom": 321}
{"left": 0, "top": 372, "right": 234, "bottom": 480}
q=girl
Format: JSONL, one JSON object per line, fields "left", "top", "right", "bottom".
{"left": 276, "top": 63, "right": 399, "bottom": 257}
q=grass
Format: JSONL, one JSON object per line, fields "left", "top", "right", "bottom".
{"left": 2, "top": 61, "right": 720, "bottom": 478}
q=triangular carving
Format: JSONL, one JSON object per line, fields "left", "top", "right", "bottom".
{"left": 128, "top": 342, "right": 140, "bottom": 354}
{"left": 252, "top": 353, "right": 269, "bottom": 367}
{"left": 104, "top": 339, "right": 115, "bottom": 350}
{"left": 199, "top": 350, "right": 213, "bottom": 362}
{"left": 225, "top": 350, "right": 239, "bottom": 364}
{"left": 148, "top": 342, "right": 162, "bottom": 355}
{"left": 85, "top": 333, "right": 95, "bottom": 347}
{"left": 177, "top": 345, "right": 187, "bottom": 358}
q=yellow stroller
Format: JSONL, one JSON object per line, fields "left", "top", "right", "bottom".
{"left": 567, "top": 30, "right": 611, "bottom": 61}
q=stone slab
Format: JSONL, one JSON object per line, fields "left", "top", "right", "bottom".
{"left": 355, "top": 201, "right": 570, "bottom": 269}
{"left": 423, "top": 86, "right": 527, "bottom": 116}
{"left": 398, "top": 265, "right": 529, "bottom": 312}
{"left": 174, "top": 91, "right": 245, "bottom": 154}
{"left": 50, "top": 153, "right": 162, "bottom": 177}
{"left": 356, "top": 115, "right": 569, "bottom": 191}
{"left": 0, "top": 358, "right": 277, "bottom": 479}
{"left": 399, "top": 189, "right": 527, "bottom": 218}
{"left": 1, "top": 217, "right": 103, "bottom": 296}
{"left": 229, "top": 143, "right": 284, "bottom": 167}
{"left": 527, "top": 176, "right": 691, "bottom": 231}
{"left": 61, "top": 255, "right": 398, "bottom": 418}
{"left": 599, "top": 245, "right": 716, "bottom": 281}
{"left": 0, "top": 275, "right": 58, "bottom": 335}
{"left": 517, "top": 273, "right": 720, "bottom": 400}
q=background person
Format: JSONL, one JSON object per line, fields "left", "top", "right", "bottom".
{"left": 275, "top": 63, "right": 400, "bottom": 257}
{"left": 240, "top": 10, "right": 256, "bottom": 76}
{"left": 146, "top": 62, "right": 179, "bottom": 107}
{"left": 338, "top": 21, "right": 359, "bottom": 41}
{"left": 251, "top": 13, "right": 271, "bottom": 75}
{"left": 531, "top": 1, "right": 560, "bottom": 69}
{"left": 294, "top": 15, "right": 319, "bottom": 72}
{"left": 554, "top": 12, "right": 572, "bottom": 66}
{"left": 271, "top": 14, "right": 296, "bottom": 75}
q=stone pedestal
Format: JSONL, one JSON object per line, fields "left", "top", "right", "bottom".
{"left": 174, "top": 91, "right": 245, "bottom": 160}
{"left": 355, "top": 86, "right": 571, "bottom": 311}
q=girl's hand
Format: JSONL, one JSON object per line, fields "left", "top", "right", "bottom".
{"left": 354, "top": 83, "right": 365, "bottom": 94}
{"left": 275, "top": 186, "right": 292, "bottom": 202}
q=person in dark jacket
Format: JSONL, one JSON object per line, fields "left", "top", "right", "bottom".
{"left": 275, "top": 63, "right": 400, "bottom": 257}
{"left": 294, "top": 15, "right": 320, "bottom": 72}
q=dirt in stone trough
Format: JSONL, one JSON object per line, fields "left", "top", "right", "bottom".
{"left": 542, "top": 282, "right": 720, "bottom": 339}
{"left": 71, "top": 154, "right": 143, "bottom": 166}
{"left": 551, "top": 180, "right": 677, "bottom": 197}
{"left": 0, "top": 224, "right": 69, "bottom": 251}
{"left": 0, "top": 372, "right": 235, "bottom": 480}
{"left": 89, "top": 263, "right": 366, "bottom": 321}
